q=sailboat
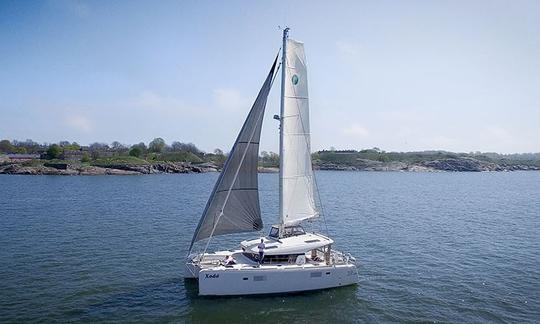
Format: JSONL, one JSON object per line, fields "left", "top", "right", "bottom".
{"left": 185, "top": 29, "right": 359, "bottom": 296}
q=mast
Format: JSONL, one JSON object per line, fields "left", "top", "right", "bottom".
{"left": 279, "top": 27, "right": 289, "bottom": 225}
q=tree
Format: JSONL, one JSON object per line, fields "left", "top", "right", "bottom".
{"left": 47, "top": 144, "right": 62, "bottom": 159}
{"left": 111, "top": 141, "right": 127, "bottom": 152}
{"left": 171, "top": 141, "right": 184, "bottom": 152}
{"left": 81, "top": 153, "right": 91, "bottom": 163}
{"left": 20, "top": 139, "right": 40, "bottom": 153}
{"left": 89, "top": 142, "right": 109, "bottom": 150}
{"left": 70, "top": 142, "right": 81, "bottom": 150}
{"left": 89, "top": 142, "right": 108, "bottom": 159}
{"left": 261, "top": 151, "right": 279, "bottom": 167}
{"left": 131, "top": 142, "right": 148, "bottom": 154}
{"left": 63, "top": 142, "right": 80, "bottom": 151}
{"left": 170, "top": 141, "right": 202, "bottom": 155}
{"left": 214, "top": 148, "right": 224, "bottom": 155}
{"left": 0, "top": 140, "right": 15, "bottom": 153}
{"left": 183, "top": 142, "right": 202, "bottom": 155}
{"left": 129, "top": 146, "right": 142, "bottom": 157}
{"left": 149, "top": 138, "right": 166, "bottom": 153}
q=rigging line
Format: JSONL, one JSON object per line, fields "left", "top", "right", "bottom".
{"left": 313, "top": 166, "right": 331, "bottom": 238}
{"left": 199, "top": 59, "right": 278, "bottom": 261}
{"left": 215, "top": 187, "right": 258, "bottom": 193}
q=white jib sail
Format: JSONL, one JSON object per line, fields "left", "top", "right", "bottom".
{"left": 281, "top": 38, "right": 319, "bottom": 226}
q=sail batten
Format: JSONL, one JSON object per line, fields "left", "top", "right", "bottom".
{"left": 189, "top": 57, "right": 278, "bottom": 251}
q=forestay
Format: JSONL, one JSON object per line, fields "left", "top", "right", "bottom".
{"left": 281, "top": 39, "right": 319, "bottom": 225}
{"left": 189, "top": 58, "right": 278, "bottom": 251}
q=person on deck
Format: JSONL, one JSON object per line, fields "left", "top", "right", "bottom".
{"left": 257, "top": 238, "right": 265, "bottom": 264}
{"left": 224, "top": 255, "right": 236, "bottom": 266}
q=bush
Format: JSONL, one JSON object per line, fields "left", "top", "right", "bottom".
{"left": 47, "top": 144, "right": 62, "bottom": 159}
{"left": 81, "top": 153, "right": 91, "bottom": 163}
{"left": 129, "top": 147, "right": 142, "bottom": 158}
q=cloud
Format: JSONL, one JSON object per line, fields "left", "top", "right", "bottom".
{"left": 336, "top": 40, "right": 360, "bottom": 56}
{"left": 64, "top": 114, "right": 93, "bottom": 132}
{"left": 213, "top": 88, "right": 247, "bottom": 111}
{"left": 342, "top": 124, "right": 369, "bottom": 137}
{"left": 133, "top": 90, "right": 198, "bottom": 116}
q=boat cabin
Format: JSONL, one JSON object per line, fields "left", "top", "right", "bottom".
{"left": 239, "top": 226, "right": 335, "bottom": 266}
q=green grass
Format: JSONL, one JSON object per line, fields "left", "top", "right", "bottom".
{"left": 21, "top": 159, "right": 47, "bottom": 167}
{"left": 92, "top": 156, "right": 149, "bottom": 166}
{"left": 154, "top": 152, "right": 203, "bottom": 163}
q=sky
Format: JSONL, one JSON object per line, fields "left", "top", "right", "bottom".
{"left": 1, "top": 0, "right": 539, "bottom": 154}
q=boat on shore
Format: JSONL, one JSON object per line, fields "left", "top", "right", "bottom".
{"left": 185, "top": 28, "right": 358, "bottom": 296}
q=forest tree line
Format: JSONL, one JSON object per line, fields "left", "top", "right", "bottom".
{"left": 1, "top": 139, "right": 539, "bottom": 167}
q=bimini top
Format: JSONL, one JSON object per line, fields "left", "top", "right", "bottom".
{"left": 241, "top": 233, "right": 333, "bottom": 256}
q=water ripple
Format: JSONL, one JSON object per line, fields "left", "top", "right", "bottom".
{"left": 1, "top": 172, "right": 539, "bottom": 322}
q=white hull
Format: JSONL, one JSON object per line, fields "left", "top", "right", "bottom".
{"left": 198, "top": 264, "right": 358, "bottom": 296}
{"left": 185, "top": 247, "right": 359, "bottom": 296}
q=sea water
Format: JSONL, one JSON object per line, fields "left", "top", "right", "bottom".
{"left": 1, "top": 171, "right": 539, "bottom": 322}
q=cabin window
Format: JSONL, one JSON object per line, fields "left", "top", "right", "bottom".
{"left": 269, "top": 226, "right": 279, "bottom": 238}
{"left": 253, "top": 275, "right": 266, "bottom": 282}
{"left": 243, "top": 252, "right": 258, "bottom": 262}
{"left": 282, "top": 226, "right": 306, "bottom": 238}
{"left": 264, "top": 254, "right": 300, "bottom": 263}
{"left": 310, "top": 272, "right": 322, "bottom": 278}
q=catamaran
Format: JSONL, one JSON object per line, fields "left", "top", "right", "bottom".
{"left": 185, "top": 28, "right": 359, "bottom": 296}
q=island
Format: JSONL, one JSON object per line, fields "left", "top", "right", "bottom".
{"left": 1, "top": 139, "right": 539, "bottom": 175}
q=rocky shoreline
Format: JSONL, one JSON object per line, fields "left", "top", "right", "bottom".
{"left": 1, "top": 157, "right": 538, "bottom": 175}
{"left": 315, "top": 157, "right": 539, "bottom": 172}
{"left": 0, "top": 161, "right": 220, "bottom": 175}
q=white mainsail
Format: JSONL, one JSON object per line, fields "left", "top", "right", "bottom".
{"left": 280, "top": 38, "right": 319, "bottom": 226}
